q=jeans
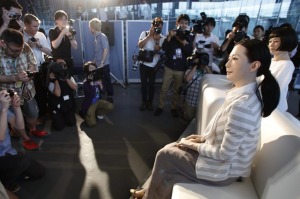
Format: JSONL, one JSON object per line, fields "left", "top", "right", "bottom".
{"left": 139, "top": 63, "right": 157, "bottom": 103}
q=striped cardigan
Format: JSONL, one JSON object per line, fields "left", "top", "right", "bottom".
{"left": 196, "top": 82, "right": 261, "bottom": 181}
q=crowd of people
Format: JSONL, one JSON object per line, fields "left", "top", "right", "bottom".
{"left": 0, "top": 0, "right": 299, "bottom": 198}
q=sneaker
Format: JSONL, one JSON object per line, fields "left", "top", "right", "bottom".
{"left": 171, "top": 109, "right": 179, "bottom": 118}
{"left": 5, "top": 183, "right": 20, "bottom": 193}
{"left": 23, "top": 139, "right": 39, "bottom": 151}
{"left": 154, "top": 108, "right": 163, "bottom": 116}
{"left": 30, "top": 129, "right": 48, "bottom": 137}
{"left": 147, "top": 103, "right": 153, "bottom": 111}
{"left": 140, "top": 103, "right": 147, "bottom": 111}
{"left": 97, "top": 115, "right": 104, "bottom": 119}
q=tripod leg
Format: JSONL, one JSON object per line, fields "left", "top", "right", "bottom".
{"left": 110, "top": 72, "right": 126, "bottom": 88}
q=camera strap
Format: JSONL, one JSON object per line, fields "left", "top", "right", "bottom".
{"left": 184, "top": 70, "right": 204, "bottom": 91}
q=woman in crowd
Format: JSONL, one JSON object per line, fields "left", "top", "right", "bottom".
{"left": 130, "top": 39, "right": 280, "bottom": 199}
{"left": 79, "top": 61, "right": 114, "bottom": 127}
{"left": 263, "top": 26, "right": 298, "bottom": 112}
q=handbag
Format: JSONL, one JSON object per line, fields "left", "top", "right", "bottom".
{"left": 138, "top": 49, "right": 155, "bottom": 62}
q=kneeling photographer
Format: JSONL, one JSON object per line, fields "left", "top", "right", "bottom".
{"left": 137, "top": 17, "right": 165, "bottom": 111}
{"left": 154, "top": 14, "right": 193, "bottom": 118}
{"left": 192, "top": 14, "right": 220, "bottom": 72}
{"left": 79, "top": 62, "right": 114, "bottom": 127}
{"left": 47, "top": 61, "right": 77, "bottom": 131}
{"left": 182, "top": 51, "right": 211, "bottom": 121}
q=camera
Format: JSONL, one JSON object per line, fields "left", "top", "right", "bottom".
{"left": 197, "top": 40, "right": 211, "bottom": 50}
{"left": 7, "top": 88, "right": 15, "bottom": 97}
{"left": 132, "top": 54, "right": 140, "bottom": 71}
{"left": 8, "top": 11, "right": 22, "bottom": 20}
{"left": 67, "top": 19, "right": 76, "bottom": 36}
{"left": 154, "top": 52, "right": 167, "bottom": 73}
{"left": 233, "top": 13, "right": 249, "bottom": 42}
{"left": 30, "top": 37, "right": 37, "bottom": 42}
{"left": 26, "top": 70, "right": 36, "bottom": 78}
{"left": 175, "top": 27, "right": 191, "bottom": 42}
{"left": 153, "top": 22, "right": 162, "bottom": 35}
{"left": 191, "top": 12, "right": 207, "bottom": 34}
{"left": 187, "top": 51, "right": 209, "bottom": 69}
{"left": 50, "top": 63, "right": 69, "bottom": 80}
{"left": 87, "top": 68, "right": 103, "bottom": 81}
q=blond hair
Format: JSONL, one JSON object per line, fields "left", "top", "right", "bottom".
{"left": 89, "top": 18, "right": 102, "bottom": 32}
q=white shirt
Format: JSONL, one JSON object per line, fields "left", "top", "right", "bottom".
{"left": 194, "top": 33, "right": 219, "bottom": 67}
{"left": 138, "top": 31, "right": 165, "bottom": 68}
{"left": 23, "top": 31, "right": 50, "bottom": 70}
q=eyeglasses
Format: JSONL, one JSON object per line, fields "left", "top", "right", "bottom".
{"left": 5, "top": 43, "right": 23, "bottom": 53}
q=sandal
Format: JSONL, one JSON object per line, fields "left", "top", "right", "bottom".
{"left": 130, "top": 188, "right": 145, "bottom": 199}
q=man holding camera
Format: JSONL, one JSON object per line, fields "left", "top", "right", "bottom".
{"left": 0, "top": 89, "right": 45, "bottom": 193}
{"left": 0, "top": 28, "right": 47, "bottom": 150}
{"left": 23, "top": 14, "right": 52, "bottom": 123}
{"left": 138, "top": 17, "right": 164, "bottom": 111}
{"left": 49, "top": 10, "right": 77, "bottom": 76}
{"left": 89, "top": 18, "right": 114, "bottom": 104}
{"left": 193, "top": 17, "right": 219, "bottom": 72}
{"left": 0, "top": 0, "right": 23, "bottom": 36}
{"left": 154, "top": 14, "right": 193, "bottom": 117}
{"left": 219, "top": 14, "right": 251, "bottom": 74}
{"left": 183, "top": 52, "right": 211, "bottom": 121}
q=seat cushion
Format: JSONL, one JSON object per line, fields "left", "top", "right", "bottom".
{"left": 171, "top": 178, "right": 258, "bottom": 199}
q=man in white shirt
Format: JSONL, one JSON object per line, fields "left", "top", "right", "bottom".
{"left": 23, "top": 14, "right": 51, "bottom": 70}
{"left": 193, "top": 17, "right": 219, "bottom": 72}
{"left": 23, "top": 14, "right": 52, "bottom": 123}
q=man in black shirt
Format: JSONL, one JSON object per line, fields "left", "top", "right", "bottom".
{"left": 49, "top": 10, "right": 77, "bottom": 75}
{"left": 154, "top": 14, "right": 193, "bottom": 117}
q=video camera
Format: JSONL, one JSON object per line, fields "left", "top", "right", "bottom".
{"left": 67, "top": 19, "right": 76, "bottom": 36}
{"left": 233, "top": 13, "right": 249, "bottom": 42}
{"left": 191, "top": 12, "right": 207, "bottom": 34}
{"left": 187, "top": 51, "right": 209, "bottom": 69}
{"left": 87, "top": 67, "right": 103, "bottom": 81}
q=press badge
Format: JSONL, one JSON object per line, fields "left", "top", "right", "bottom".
{"left": 15, "top": 81, "right": 22, "bottom": 88}
{"left": 175, "top": 48, "right": 182, "bottom": 59}
{"left": 63, "top": 95, "right": 70, "bottom": 101}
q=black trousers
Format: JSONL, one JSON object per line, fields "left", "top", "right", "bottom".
{"left": 0, "top": 154, "right": 45, "bottom": 186}
{"left": 50, "top": 110, "right": 76, "bottom": 131}
{"left": 102, "top": 64, "right": 114, "bottom": 97}
{"left": 34, "top": 72, "right": 48, "bottom": 117}
{"left": 139, "top": 63, "right": 156, "bottom": 103}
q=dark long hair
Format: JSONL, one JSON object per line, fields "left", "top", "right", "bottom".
{"left": 238, "top": 39, "right": 280, "bottom": 117}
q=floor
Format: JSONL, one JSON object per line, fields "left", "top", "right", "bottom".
{"left": 12, "top": 83, "right": 189, "bottom": 199}
{"left": 11, "top": 82, "right": 300, "bottom": 199}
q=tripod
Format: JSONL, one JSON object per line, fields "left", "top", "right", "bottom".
{"left": 110, "top": 72, "right": 126, "bottom": 88}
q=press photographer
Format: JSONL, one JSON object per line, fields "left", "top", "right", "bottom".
{"left": 79, "top": 62, "right": 113, "bottom": 127}
{"left": 47, "top": 61, "right": 77, "bottom": 131}
{"left": 182, "top": 51, "right": 211, "bottom": 120}
{"left": 219, "top": 13, "right": 251, "bottom": 74}
{"left": 137, "top": 17, "right": 165, "bottom": 111}
{"left": 154, "top": 14, "right": 193, "bottom": 118}
{"left": 193, "top": 14, "right": 219, "bottom": 71}
{"left": 0, "top": 0, "right": 23, "bottom": 35}
{"left": 49, "top": 10, "right": 78, "bottom": 76}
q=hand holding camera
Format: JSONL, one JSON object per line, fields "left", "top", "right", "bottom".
{"left": 0, "top": 90, "right": 11, "bottom": 111}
